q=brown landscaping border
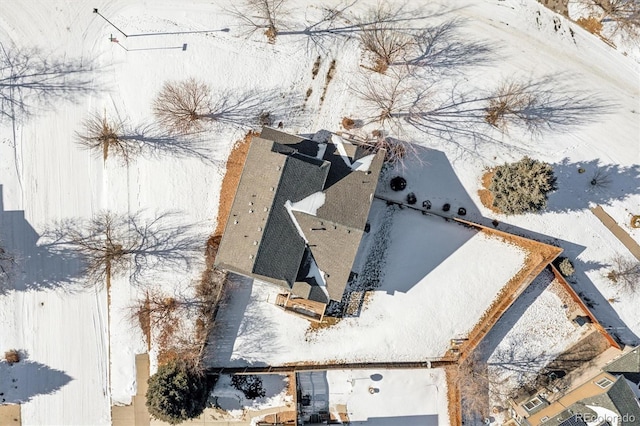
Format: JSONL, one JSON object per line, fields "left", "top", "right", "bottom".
{"left": 550, "top": 265, "right": 621, "bottom": 350}
{"left": 452, "top": 217, "right": 563, "bottom": 362}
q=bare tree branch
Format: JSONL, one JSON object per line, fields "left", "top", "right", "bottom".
{"left": 356, "top": 2, "right": 418, "bottom": 73}
{"left": 228, "top": 0, "right": 290, "bottom": 43}
{"left": 153, "top": 78, "right": 212, "bottom": 134}
{"left": 75, "top": 112, "right": 141, "bottom": 164}
{"left": 607, "top": 255, "right": 640, "bottom": 293}
{"left": 41, "top": 211, "right": 202, "bottom": 287}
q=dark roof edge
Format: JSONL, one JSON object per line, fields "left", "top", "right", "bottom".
{"left": 260, "top": 127, "right": 308, "bottom": 144}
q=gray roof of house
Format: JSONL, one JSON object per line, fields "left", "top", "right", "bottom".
{"left": 293, "top": 211, "right": 365, "bottom": 302}
{"left": 252, "top": 153, "right": 329, "bottom": 285}
{"left": 215, "top": 128, "right": 385, "bottom": 302}
{"left": 215, "top": 136, "right": 287, "bottom": 280}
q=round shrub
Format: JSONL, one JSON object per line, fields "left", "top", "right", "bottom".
{"left": 146, "top": 360, "right": 209, "bottom": 424}
{"left": 489, "top": 157, "right": 557, "bottom": 215}
{"left": 557, "top": 257, "right": 575, "bottom": 277}
{"left": 406, "top": 192, "right": 417, "bottom": 205}
{"left": 4, "top": 349, "right": 20, "bottom": 365}
{"left": 390, "top": 176, "right": 407, "bottom": 191}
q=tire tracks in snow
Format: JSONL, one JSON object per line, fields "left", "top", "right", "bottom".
{"left": 93, "top": 285, "right": 110, "bottom": 399}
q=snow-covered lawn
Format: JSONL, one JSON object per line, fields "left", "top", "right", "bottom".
{"left": 483, "top": 271, "right": 593, "bottom": 395}
{"left": 205, "top": 215, "right": 525, "bottom": 366}
{"left": 326, "top": 368, "right": 449, "bottom": 425}
{"left": 0, "top": 0, "right": 638, "bottom": 423}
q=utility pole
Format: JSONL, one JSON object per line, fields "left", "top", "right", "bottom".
{"left": 93, "top": 8, "right": 128, "bottom": 38}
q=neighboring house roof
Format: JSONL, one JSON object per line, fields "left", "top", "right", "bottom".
{"left": 215, "top": 128, "right": 385, "bottom": 303}
{"left": 591, "top": 376, "right": 640, "bottom": 425}
{"left": 522, "top": 374, "right": 640, "bottom": 426}
{"left": 604, "top": 346, "right": 640, "bottom": 384}
{"left": 557, "top": 414, "right": 588, "bottom": 426}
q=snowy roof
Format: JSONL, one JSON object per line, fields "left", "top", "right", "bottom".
{"left": 215, "top": 128, "right": 385, "bottom": 302}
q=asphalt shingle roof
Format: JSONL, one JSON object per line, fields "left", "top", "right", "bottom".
{"left": 215, "top": 128, "right": 385, "bottom": 302}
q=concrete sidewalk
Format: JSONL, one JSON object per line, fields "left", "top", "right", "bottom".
{"left": 0, "top": 404, "right": 21, "bottom": 425}
{"left": 112, "top": 354, "right": 151, "bottom": 426}
{"left": 591, "top": 206, "right": 640, "bottom": 261}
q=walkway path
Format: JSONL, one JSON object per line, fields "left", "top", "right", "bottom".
{"left": 112, "top": 354, "right": 151, "bottom": 426}
{"left": 0, "top": 404, "right": 21, "bottom": 425}
{"left": 591, "top": 206, "right": 640, "bottom": 261}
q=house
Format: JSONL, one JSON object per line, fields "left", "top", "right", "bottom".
{"left": 509, "top": 346, "right": 640, "bottom": 426}
{"left": 215, "top": 128, "right": 385, "bottom": 305}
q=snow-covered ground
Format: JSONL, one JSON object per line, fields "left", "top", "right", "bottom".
{"left": 0, "top": 0, "right": 638, "bottom": 424}
{"left": 211, "top": 374, "right": 292, "bottom": 418}
{"left": 326, "top": 368, "right": 449, "bottom": 425}
{"left": 206, "top": 224, "right": 525, "bottom": 366}
{"left": 483, "top": 271, "right": 592, "bottom": 395}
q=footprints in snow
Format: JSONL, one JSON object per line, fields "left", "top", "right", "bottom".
{"left": 304, "top": 56, "right": 337, "bottom": 109}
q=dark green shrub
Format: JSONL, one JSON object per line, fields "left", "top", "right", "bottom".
{"left": 146, "top": 360, "right": 209, "bottom": 424}
{"left": 489, "top": 157, "right": 557, "bottom": 215}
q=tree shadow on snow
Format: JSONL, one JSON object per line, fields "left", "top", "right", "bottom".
{"left": 399, "top": 75, "right": 614, "bottom": 160}
{"left": 123, "top": 123, "right": 220, "bottom": 165}
{"left": 0, "top": 358, "right": 72, "bottom": 404}
{"left": 0, "top": 185, "right": 84, "bottom": 295}
{"left": 0, "top": 41, "right": 99, "bottom": 124}
{"left": 398, "top": 18, "right": 495, "bottom": 74}
{"left": 204, "top": 88, "right": 305, "bottom": 130}
{"left": 548, "top": 158, "right": 640, "bottom": 213}
{"left": 277, "top": 1, "right": 463, "bottom": 58}
{"left": 39, "top": 210, "right": 203, "bottom": 288}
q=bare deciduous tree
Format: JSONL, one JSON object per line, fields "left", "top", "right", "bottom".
{"left": 42, "top": 211, "right": 201, "bottom": 287}
{"left": 357, "top": 2, "right": 417, "bottom": 73}
{"left": 457, "top": 352, "right": 492, "bottom": 421}
{"left": 485, "top": 81, "right": 539, "bottom": 133}
{"left": 585, "top": 0, "right": 640, "bottom": 36}
{"left": 230, "top": 0, "right": 289, "bottom": 43}
{"left": 75, "top": 112, "right": 141, "bottom": 163}
{"left": 153, "top": 78, "right": 212, "bottom": 134}
{"left": 353, "top": 70, "right": 431, "bottom": 131}
{"left": 129, "top": 268, "right": 227, "bottom": 366}
{"left": 607, "top": 255, "right": 640, "bottom": 293}
{"left": 130, "top": 289, "right": 201, "bottom": 330}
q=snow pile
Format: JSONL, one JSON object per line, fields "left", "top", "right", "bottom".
{"left": 284, "top": 200, "right": 309, "bottom": 242}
